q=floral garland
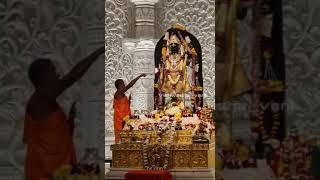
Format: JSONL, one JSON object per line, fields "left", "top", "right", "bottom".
{"left": 217, "top": 140, "right": 257, "bottom": 170}
{"left": 250, "top": 0, "right": 282, "bottom": 144}
{"left": 142, "top": 133, "right": 151, "bottom": 169}
{"left": 53, "top": 163, "right": 101, "bottom": 179}
{"left": 127, "top": 106, "right": 214, "bottom": 170}
{"left": 250, "top": 101, "right": 281, "bottom": 142}
{"left": 158, "top": 23, "right": 198, "bottom": 105}
{"left": 142, "top": 121, "right": 176, "bottom": 170}
{"left": 271, "top": 133, "right": 313, "bottom": 180}
{"left": 164, "top": 122, "right": 176, "bottom": 169}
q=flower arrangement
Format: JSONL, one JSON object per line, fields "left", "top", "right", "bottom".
{"left": 53, "top": 163, "right": 102, "bottom": 180}
{"left": 122, "top": 110, "right": 213, "bottom": 137}
{"left": 250, "top": 100, "right": 281, "bottom": 143}
{"left": 142, "top": 120, "right": 176, "bottom": 170}
{"left": 217, "top": 140, "right": 257, "bottom": 170}
{"left": 165, "top": 106, "right": 181, "bottom": 116}
{"left": 53, "top": 148, "right": 103, "bottom": 180}
{"left": 270, "top": 132, "right": 313, "bottom": 180}
{"left": 53, "top": 165, "right": 72, "bottom": 179}
{"left": 123, "top": 106, "right": 215, "bottom": 170}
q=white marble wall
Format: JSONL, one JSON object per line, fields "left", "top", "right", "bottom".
{"left": 130, "top": 0, "right": 158, "bottom": 113}
{"left": 131, "top": 41, "right": 156, "bottom": 112}
{"left": 283, "top": 0, "right": 320, "bottom": 136}
{"left": 105, "top": 0, "right": 136, "bottom": 159}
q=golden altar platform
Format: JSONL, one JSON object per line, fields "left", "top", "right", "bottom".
{"left": 111, "top": 143, "right": 215, "bottom": 169}
{"left": 106, "top": 130, "right": 215, "bottom": 180}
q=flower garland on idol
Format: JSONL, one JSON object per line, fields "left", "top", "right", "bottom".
{"left": 142, "top": 133, "right": 151, "bottom": 169}
{"left": 158, "top": 23, "right": 199, "bottom": 107}
{"left": 164, "top": 122, "right": 176, "bottom": 169}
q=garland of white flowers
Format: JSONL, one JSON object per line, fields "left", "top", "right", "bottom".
{"left": 163, "top": 122, "right": 175, "bottom": 169}
{"left": 143, "top": 133, "right": 151, "bottom": 169}
{"left": 142, "top": 121, "right": 176, "bottom": 170}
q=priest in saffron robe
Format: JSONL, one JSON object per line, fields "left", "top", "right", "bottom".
{"left": 24, "top": 46, "right": 104, "bottom": 180}
{"left": 113, "top": 74, "right": 146, "bottom": 143}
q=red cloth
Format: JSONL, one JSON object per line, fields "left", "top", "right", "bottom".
{"left": 125, "top": 170, "right": 172, "bottom": 180}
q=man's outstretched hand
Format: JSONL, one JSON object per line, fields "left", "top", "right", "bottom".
{"left": 50, "top": 46, "right": 105, "bottom": 98}
{"left": 139, "top": 73, "right": 147, "bottom": 78}
{"left": 122, "top": 73, "right": 147, "bottom": 93}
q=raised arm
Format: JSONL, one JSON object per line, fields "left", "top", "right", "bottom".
{"left": 50, "top": 46, "right": 105, "bottom": 97}
{"left": 120, "top": 74, "right": 146, "bottom": 93}
{"left": 62, "top": 46, "right": 105, "bottom": 87}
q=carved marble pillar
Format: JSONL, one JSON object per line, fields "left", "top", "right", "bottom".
{"left": 128, "top": 0, "right": 158, "bottom": 112}
{"left": 80, "top": 0, "right": 105, "bottom": 165}
{"left": 105, "top": 0, "right": 136, "bottom": 163}
{"left": 132, "top": 0, "right": 158, "bottom": 39}
{"left": 131, "top": 40, "right": 155, "bottom": 112}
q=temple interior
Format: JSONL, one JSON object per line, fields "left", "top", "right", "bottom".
{"left": 0, "top": 0, "right": 319, "bottom": 179}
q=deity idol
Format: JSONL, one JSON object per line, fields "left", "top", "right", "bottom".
{"left": 158, "top": 30, "right": 192, "bottom": 94}
{"left": 155, "top": 24, "right": 203, "bottom": 110}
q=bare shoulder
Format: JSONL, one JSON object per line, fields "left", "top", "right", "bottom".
{"left": 26, "top": 93, "right": 58, "bottom": 120}
{"left": 114, "top": 90, "right": 125, "bottom": 100}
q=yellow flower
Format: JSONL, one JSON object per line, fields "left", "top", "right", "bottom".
{"left": 162, "top": 47, "right": 166, "bottom": 56}
{"left": 191, "top": 48, "right": 196, "bottom": 55}
{"left": 174, "top": 112, "right": 182, "bottom": 120}
{"left": 155, "top": 113, "right": 161, "bottom": 120}
{"left": 123, "top": 115, "right": 130, "bottom": 121}
{"left": 53, "top": 165, "right": 72, "bottom": 178}
{"left": 238, "top": 145, "right": 249, "bottom": 161}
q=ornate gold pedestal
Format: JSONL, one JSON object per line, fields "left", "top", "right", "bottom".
{"left": 119, "top": 130, "right": 195, "bottom": 144}
{"left": 111, "top": 143, "right": 215, "bottom": 169}
{"left": 111, "top": 130, "right": 215, "bottom": 169}
{"left": 107, "top": 131, "right": 215, "bottom": 180}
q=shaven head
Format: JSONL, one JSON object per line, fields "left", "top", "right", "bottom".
{"left": 28, "top": 58, "right": 59, "bottom": 87}
{"left": 115, "top": 79, "right": 125, "bottom": 90}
